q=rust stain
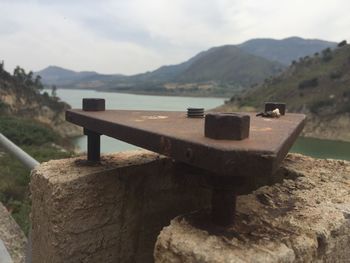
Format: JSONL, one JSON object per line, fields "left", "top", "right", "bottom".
{"left": 251, "top": 127, "right": 272, "bottom": 132}
{"left": 160, "top": 136, "right": 172, "bottom": 155}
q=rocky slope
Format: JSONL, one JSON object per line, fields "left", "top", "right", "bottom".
{"left": 0, "top": 65, "right": 80, "bottom": 137}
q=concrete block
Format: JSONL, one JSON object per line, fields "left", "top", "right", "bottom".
{"left": 0, "top": 202, "right": 27, "bottom": 263}
{"left": 30, "top": 150, "right": 211, "bottom": 263}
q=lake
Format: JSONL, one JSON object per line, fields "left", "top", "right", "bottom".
{"left": 54, "top": 88, "right": 350, "bottom": 161}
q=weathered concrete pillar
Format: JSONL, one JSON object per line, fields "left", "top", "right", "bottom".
{"left": 30, "top": 150, "right": 211, "bottom": 263}
{"left": 0, "top": 202, "right": 27, "bottom": 263}
{"left": 155, "top": 154, "right": 350, "bottom": 263}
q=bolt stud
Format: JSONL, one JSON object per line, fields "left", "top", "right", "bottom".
{"left": 187, "top": 108, "right": 204, "bottom": 118}
{"left": 83, "top": 98, "right": 105, "bottom": 111}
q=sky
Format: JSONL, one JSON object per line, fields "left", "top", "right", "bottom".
{"left": 0, "top": 0, "right": 349, "bottom": 75}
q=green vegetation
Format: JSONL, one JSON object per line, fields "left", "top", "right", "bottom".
{"left": 0, "top": 117, "right": 73, "bottom": 234}
{"left": 298, "top": 78, "right": 318, "bottom": 89}
{"left": 0, "top": 117, "right": 56, "bottom": 145}
{"left": 0, "top": 63, "right": 74, "bottom": 234}
{"left": 226, "top": 42, "right": 350, "bottom": 116}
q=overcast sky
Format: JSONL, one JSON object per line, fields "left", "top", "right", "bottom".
{"left": 0, "top": 0, "right": 349, "bottom": 75}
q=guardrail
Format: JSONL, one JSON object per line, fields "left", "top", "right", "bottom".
{"left": 0, "top": 133, "right": 39, "bottom": 169}
{"left": 0, "top": 133, "right": 37, "bottom": 263}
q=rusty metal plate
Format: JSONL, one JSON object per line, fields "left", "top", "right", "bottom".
{"left": 66, "top": 110, "right": 305, "bottom": 177}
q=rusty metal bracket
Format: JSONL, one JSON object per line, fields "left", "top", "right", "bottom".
{"left": 66, "top": 98, "right": 306, "bottom": 227}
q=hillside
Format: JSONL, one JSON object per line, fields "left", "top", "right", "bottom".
{"left": 239, "top": 37, "right": 336, "bottom": 65}
{"left": 221, "top": 41, "right": 350, "bottom": 141}
{"left": 0, "top": 65, "right": 80, "bottom": 137}
{"left": 176, "top": 45, "right": 283, "bottom": 84}
{"left": 0, "top": 63, "right": 78, "bottom": 233}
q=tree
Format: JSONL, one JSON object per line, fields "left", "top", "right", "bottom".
{"left": 13, "top": 66, "right": 26, "bottom": 83}
{"left": 34, "top": 75, "right": 43, "bottom": 91}
{"left": 51, "top": 85, "right": 57, "bottom": 97}
{"left": 25, "top": 71, "right": 34, "bottom": 86}
{"left": 338, "top": 40, "right": 347, "bottom": 47}
{"left": 321, "top": 48, "right": 332, "bottom": 62}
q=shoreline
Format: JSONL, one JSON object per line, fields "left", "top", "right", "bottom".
{"left": 47, "top": 86, "right": 231, "bottom": 99}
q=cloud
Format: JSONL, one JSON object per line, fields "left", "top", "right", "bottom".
{"left": 0, "top": 0, "right": 348, "bottom": 74}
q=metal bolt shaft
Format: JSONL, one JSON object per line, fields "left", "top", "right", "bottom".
{"left": 84, "top": 129, "right": 101, "bottom": 162}
{"left": 211, "top": 188, "right": 237, "bottom": 226}
{"left": 82, "top": 98, "right": 105, "bottom": 162}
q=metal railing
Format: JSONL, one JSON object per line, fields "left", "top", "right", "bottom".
{"left": 0, "top": 133, "right": 39, "bottom": 169}
{"left": 0, "top": 133, "right": 37, "bottom": 263}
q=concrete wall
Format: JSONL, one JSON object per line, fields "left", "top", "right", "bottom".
{"left": 155, "top": 154, "right": 350, "bottom": 263}
{"left": 31, "top": 150, "right": 350, "bottom": 263}
{"left": 30, "top": 150, "right": 210, "bottom": 263}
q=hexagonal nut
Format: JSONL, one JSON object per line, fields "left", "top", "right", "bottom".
{"left": 82, "top": 98, "right": 105, "bottom": 111}
{"left": 205, "top": 113, "right": 250, "bottom": 140}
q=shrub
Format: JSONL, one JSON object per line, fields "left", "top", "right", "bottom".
{"left": 298, "top": 78, "right": 319, "bottom": 89}
{"left": 338, "top": 40, "right": 347, "bottom": 47}
{"left": 343, "top": 91, "right": 350, "bottom": 97}
{"left": 322, "top": 48, "right": 333, "bottom": 62}
{"left": 0, "top": 100, "right": 8, "bottom": 112}
{"left": 0, "top": 117, "right": 57, "bottom": 146}
{"left": 330, "top": 71, "right": 342, "bottom": 79}
{"left": 310, "top": 100, "right": 334, "bottom": 113}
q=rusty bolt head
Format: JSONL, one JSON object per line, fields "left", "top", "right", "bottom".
{"left": 264, "top": 102, "right": 286, "bottom": 115}
{"left": 205, "top": 113, "right": 250, "bottom": 140}
{"left": 83, "top": 98, "right": 105, "bottom": 111}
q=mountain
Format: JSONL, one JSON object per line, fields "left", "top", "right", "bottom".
{"left": 239, "top": 37, "right": 336, "bottom": 65}
{"left": 36, "top": 37, "right": 337, "bottom": 96}
{"left": 129, "top": 51, "right": 208, "bottom": 83}
{"left": 176, "top": 45, "right": 283, "bottom": 85}
{"left": 35, "top": 66, "right": 125, "bottom": 86}
{"left": 36, "top": 46, "right": 284, "bottom": 96}
{"left": 221, "top": 41, "right": 350, "bottom": 141}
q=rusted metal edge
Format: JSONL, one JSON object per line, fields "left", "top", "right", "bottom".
{"left": 66, "top": 110, "right": 300, "bottom": 177}
{"left": 271, "top": 115, "right": 307, "bottom": 172}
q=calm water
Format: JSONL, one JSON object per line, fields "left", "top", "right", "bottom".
{"left": 54, "top": 88, "right": 350, "bottom": 161}
{"left": 291, "top": 137, "right": 350, "bottom": 160}
{"left": 54, "top": 88, "right": 224, "bottom": 153}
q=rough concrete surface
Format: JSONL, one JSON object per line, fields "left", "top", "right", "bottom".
{"left": 30, "top": 150, "right": 211, "bottom": 263}
{"left": 0, "top": 202, "right": 27, "bottom": 263}
{"left": 155, "top": 154, "right": 350, "bottom": 263}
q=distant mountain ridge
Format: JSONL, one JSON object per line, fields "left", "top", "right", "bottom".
{"left": 176, "top": 45, "right": 283, "bottom": 84}
{"left": 35, "top": 66, "right": 122, "bottom": 86}
{"left": 36, "top": 37, "right": 337, "bottom": 96}
{"left": 239, "top": 37, "right": 337, "bottom": 65}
